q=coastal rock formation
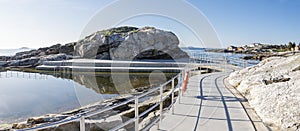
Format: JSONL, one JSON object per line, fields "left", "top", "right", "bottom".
{"left": 1, "top": 26, "right": 189, "bottom": 67}
{"left": 74, "top": 26, "right": 189, "bottom": 60}
{"left": 228, "top": 54, "right": 300, "bottom": 130}
{"left": 11, "top": 43, "right": 75, "bottom": 61}
{"left": 0, "top": 61, "right": 8, "bottom": 66}
{"left": 8, "top": 57, "right": 41, "bottom": 67}
{"left": 0, "top": 43, "right": 75, "bottom": 67}
{"left": 39, "top": 53, "right": 73, "bottom": 63}
{"left": 7, "top": 53, "right": 72, "bottom": 67}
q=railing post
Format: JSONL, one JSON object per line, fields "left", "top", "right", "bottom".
{"left": 134, "top": 96, "right": 139, "bottom": 131}
{"left": 171, "top": 79, "right": 175, "bottom": 114}
{"left": 80, "top": 116, "right": 85, "bottom": 131}
{"left": 178, "top": 74, "right": 182, "bottom": 104}
{"left": 159, "top": 85, "right": 163, "bottom": 126}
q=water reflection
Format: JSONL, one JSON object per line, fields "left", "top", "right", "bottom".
{"left": 0, "top": 70, "right": 176, "bottom": 124}
{"left": 49, "top": 71, "right": 175, "bottom": 94}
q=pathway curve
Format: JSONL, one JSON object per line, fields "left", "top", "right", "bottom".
{"left": 150, "top": 69, "right": 255, "bottom": 131}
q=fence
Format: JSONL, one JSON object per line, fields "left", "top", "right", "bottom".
{"left": 190, "top": 52, "right": 253, "bottom": 68}
{"left": 20, "top": 70, "right": 184, "bottom": 131}
{"left": 0, "top": 71, "right": 48, "bottom": 79}
{"left": 18, "top": 54, "right": 252, "bottom": 131}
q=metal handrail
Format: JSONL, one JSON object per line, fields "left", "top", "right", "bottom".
{"left": 191, "top": 52, "right": 252, "bottom": 68}
{"left": 109, "top": 118, "right": 135, "bottom": 131}
{"left": 19, "top": 69, "right": 183, "bottom": 131}
{"left": 19, "top": 54, "right": 248, "bottom": 131}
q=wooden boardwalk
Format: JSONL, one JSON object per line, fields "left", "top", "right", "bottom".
{"left": 151, "top": 69, "right": 256, "bottom": 131}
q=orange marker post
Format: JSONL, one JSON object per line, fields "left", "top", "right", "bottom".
{"left": 182, "top": 70, "right": 189, "bottom": 94}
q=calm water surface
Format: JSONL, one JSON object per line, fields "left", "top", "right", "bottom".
{"left": 0, "top": 71, "right": 169, "bottom": 124}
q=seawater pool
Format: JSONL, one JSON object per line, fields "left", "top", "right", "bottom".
{"left": 0, "top": 71, "right": 174, "bottom": 124}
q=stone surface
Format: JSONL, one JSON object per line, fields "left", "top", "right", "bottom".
{"left": 39, "top": 53, "right": 72, "bottom": 63}
{"left": 74, "top": 26, "right": 189, "bottom": 60}
{"left": 27, "top": 114, "right": 69, "bottom": 125}
{"left": 7, "top": 54, "right": 72, "bottom": 67}
{"left": 8, "top": 57, "right": 40, "bottom": 67}
{"left": 228, "top": 54, "right": 300, "bottom": 130}
{"left": 0, "top": 61, "right": 8, "bottom": 67}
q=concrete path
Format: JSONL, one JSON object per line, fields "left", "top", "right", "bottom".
{"left": 150, "top": 71, "right": 255, "bottom": 131}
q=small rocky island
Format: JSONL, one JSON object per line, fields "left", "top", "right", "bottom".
{"left": 228, "top": 53, "right": 300, "bottom": 130}
{"left": 0, "top": 26, "right": 189, "bottom": 68}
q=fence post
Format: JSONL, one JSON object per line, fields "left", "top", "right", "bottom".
{"left": 134, "top": 96, "right": 139, "bottom": 131}
{"left": 80, "top": 116, "right": 85, "bottom": 131}
{"left": 171, "top": 79, "right": 175, "bottom": 114}
{"left": 178, "top": 73, "right": 182, "bottom": 104}
{"left": 159, "top": 85, "right": 163, "bottom": 125}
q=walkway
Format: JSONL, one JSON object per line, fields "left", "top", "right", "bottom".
{"left": 150, "top": 70, "right": 255, "bottom": 131}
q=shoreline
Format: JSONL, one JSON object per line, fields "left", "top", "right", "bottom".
{"left": 206, "top": 49, "right": 300, "bottom": 60}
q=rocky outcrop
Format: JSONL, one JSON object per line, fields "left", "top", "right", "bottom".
{"left": 0, "top": 61, "right": 8, "bottom": 66}
{"left": 74, "top": 26, "right": 134, "bottom": 59}
{"left": 1, "top": 26, "right": 189, "bottom": 68}
{"left": 74, "top": 26, "right": 189, "bottom": 60}
{"left": 228, "top": 54, "right": 300, "bottom": 130}
{"left": 11, "top": 43, "right": 74, "bottom": 61}
{"left": 9, "top": 57, "right": 41, "bottom": 67}
{"left": 0, "top": 43, "right": 75, "bottom": 67}
{"left": 39, "top": 53, "right": 72, "bottom": 63}
{"left": 7, "top": 54, "right": 72, "bottom": 67}
{"left": 12, "top": 114, "right": 69, "bottom": 129}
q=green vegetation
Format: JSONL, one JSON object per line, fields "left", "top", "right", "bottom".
{"left": 274, "top": 49, "right": 289, "bottom": 52}
{"left": 98, "top": 26, "right": 139, "bottom": 36}
{"left": 271, "top": 41, "right": 299, "bottom": 51}
{"left": 287, "top": 42, "right": 296, "bottom": 50}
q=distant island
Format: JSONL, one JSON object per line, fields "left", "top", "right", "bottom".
{"left": 0, "top": 47, "right": 32, "bottom": 56}
{"left": 207, "top": 42, "right": 300, "bottom": 60}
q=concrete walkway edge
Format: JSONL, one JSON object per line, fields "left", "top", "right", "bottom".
{"left": 223, "top": 77, "right": 271, "bottom": 131}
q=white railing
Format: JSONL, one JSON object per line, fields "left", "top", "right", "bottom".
{"left": 19, "top": 70, "right": 184, "bottom": 131}
{"left": 190, "top": 53, "right": 253, "bottom": 68}
{"left": 226, "top": 57, "right": 249, "bottom": 68}
{"left": 0, "top": 71, "right": 48, "bottom": 79}
{"left": 17, "top": 54, "right": 251, "bottom": 131}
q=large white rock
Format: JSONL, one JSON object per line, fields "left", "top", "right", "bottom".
{"left": 74, "top": 26, "right": 189, "bottom": 60}
{"left": 228, "top": 54, "right": 300, "bottom": 130}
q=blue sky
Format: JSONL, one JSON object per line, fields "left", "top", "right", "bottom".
{"left": 0, "top": 0, "right": 299, "bottom": 48}
{"left": 190, "top": 0, "right": 300, "bottom": 46}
